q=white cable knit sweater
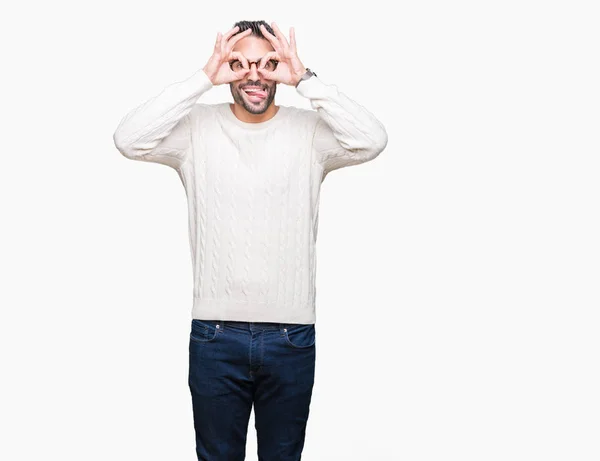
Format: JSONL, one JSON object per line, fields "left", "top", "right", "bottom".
{"left": 113, "top": 68, "right": 387, "bottom": 324}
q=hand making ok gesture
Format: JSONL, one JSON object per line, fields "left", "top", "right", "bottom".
{"left": 257, "top": 22, "right": 308, "bottom": 86}
{"left": 203, "top": 26, "right": 253, "bottom": 85}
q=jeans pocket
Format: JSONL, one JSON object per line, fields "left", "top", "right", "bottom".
{"left": 283, "top": 324, "right": 316, "bottom": 349}
{"left": 190, "top": 319, "right": 220, "bottom": 343}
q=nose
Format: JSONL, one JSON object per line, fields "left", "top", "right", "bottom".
{"left": 247, "top": 62, "right": 260, "bottom": 79}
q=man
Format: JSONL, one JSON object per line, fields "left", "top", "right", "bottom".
{"left": 113, "top": 19, "right": 387, "bottom": 461}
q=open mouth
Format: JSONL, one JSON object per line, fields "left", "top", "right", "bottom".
{"left": 242, "top": 86, "right": 268, "bottom": 101}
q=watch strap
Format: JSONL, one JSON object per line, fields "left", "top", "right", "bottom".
{"left": 295, "top": 68, "right": 317, "bottom": 88}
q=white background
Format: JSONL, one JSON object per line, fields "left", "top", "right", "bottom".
{"left": 1, "top": 0, "right": 599, "bottom": 460}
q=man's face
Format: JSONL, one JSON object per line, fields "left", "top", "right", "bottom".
{"left": 230, "top": 35, "right": 277, "bottom": 115}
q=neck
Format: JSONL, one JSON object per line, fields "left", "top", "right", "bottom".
{"left": 229, "top": 102, "right": 279, "bottom": 124}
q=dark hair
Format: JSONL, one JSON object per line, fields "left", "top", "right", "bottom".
{"left": 232, "top": 20, "right": 275, "bottom": 39}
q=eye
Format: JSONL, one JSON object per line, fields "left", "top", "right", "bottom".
{"left": 265, "top": 59, "right": 278, "bottom": 70}
{"left": 229, "top": 60, "right": 244, "bottom": 71}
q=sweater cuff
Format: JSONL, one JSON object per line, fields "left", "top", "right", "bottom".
{"left": 188, "top": 68, "right": 214, "bottom": 92}
{"left": 295, "top": 76, "right": 331, "bottom": 99}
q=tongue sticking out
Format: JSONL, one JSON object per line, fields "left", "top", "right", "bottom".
{"left": 243, "top": 88, "right": 267, "bottom": 101}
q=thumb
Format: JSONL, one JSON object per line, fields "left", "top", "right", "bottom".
{"left": 257, "top": 67, "right": 273, "bottom": 79}
{"left": 234, "top": 69, "right": 250, "bottom": 80}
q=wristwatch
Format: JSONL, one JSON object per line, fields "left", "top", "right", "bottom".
{"left": 295, "top": 68, "right": 317, "bottom": 87}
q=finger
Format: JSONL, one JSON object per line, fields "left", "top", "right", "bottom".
{"left": 230, "top": 54, "right": 250, "bottom": 79}
{"left": 223, "top": 25, "right": 241, "bottom": 42}
{"left": 214, "top": 32, "right": 222, "bottom": 50}
{"left": 230, "top": 51, "right": 249, "bottom": 69}
{"left": 235, "top": 68, "right": 250, "bottom": 79}
{"left": 271, "top": 22, "right": 290, "bottom": 49}
{"left": 259, "top": 24, "right": 280, "bottom": 49}
{"left": 227, "top": 27, "right": 252, "bottom": 49}
{"left": 259, "top": 51, "right": 279, "bottom": 69}
{"left": 257, "top": 64, "right": 279, "bottom": 81}
{"left": 290, "top": 27, "right": 297, "bottom": 52}
{"left": 257, "top": 66, "right": 274, "bottom": 80}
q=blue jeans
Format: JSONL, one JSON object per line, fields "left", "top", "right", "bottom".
{"left": 188, "top": 319, "right": 316, "bottom": 460}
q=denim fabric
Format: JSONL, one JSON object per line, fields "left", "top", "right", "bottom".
{"left": 188, "top": 319, "right": 316, "bottom": 460}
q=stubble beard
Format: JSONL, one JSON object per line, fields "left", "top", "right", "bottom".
{"left": 231, "top": 83, "right": 277, "bottom": 115}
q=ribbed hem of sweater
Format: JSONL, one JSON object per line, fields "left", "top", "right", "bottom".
{"left": 192, "top": 297, "right": 316, "bottom": 324}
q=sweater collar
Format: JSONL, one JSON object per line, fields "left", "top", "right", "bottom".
{"left": 220, "top": 103, "right": 285, "bottom": 130}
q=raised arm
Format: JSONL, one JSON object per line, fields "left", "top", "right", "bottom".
{"left": 296, "top": 76, "right": 388, "bottom": 175}
{"left": 112, "top": 69, "right": 213, "bottom": 169}
{"left": 112, "top": 25, "right": 253, "bottom": 169}
{"left": 255, "top": 22, "right": 388, "bottom": 176}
